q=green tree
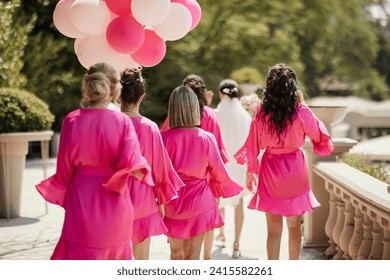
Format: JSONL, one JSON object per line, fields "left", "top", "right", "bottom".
{"left": 0, "top": 0, "right": 35, "bottom": 88}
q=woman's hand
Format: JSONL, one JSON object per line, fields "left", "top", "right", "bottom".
{"left": 158, "top": 204, "right": 165, "bottom": 218}
{"left": 246, "top": 172, "right": 257, "bottom": 194}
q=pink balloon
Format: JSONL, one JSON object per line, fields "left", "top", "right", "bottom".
{"left": 184, "top": 0, "right": 202, "bottom": 30}
{"left": 106, "top": 16, "right": 145, "bottom": 54}
{"left": 171, "top": 0, "right": 188, "bottom": 4}
{"left": 131, "top": 30, "right": 166, "bottom": 67}
{"left": 105, "top": 0, "right": 132, "bottom": 16}
{"left": 53, "top": 0, "right": 85, "bottom": 38}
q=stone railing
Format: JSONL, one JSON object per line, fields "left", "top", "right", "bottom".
{"left": 313, "top": 162, "right": 390, "bottom": 260}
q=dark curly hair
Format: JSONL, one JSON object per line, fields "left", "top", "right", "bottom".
{"left": 260, "top": 63, "right": 303, "bottom": 141}
{"left": 182, "top": 74, "right": 207, "bottom": 122}
{"left": 120, "top": 68, "right": 146, "bottom": 105}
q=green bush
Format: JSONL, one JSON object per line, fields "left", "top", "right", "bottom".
{"left": 0, "top": 88, "right": 54, "bottom": 133}
{"left": 339, "top": 153, "right": 390, "bottom": 184}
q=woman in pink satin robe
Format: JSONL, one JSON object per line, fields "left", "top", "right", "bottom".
{"left": 160, "top": 74, "right": 229, "bottom": 164}
{"left": 35, "top": 63, "right": 153, "bottom": 260}
{"left": 234, "top": 64, "right": 334, "bottom": 260}
{"left": 119, "top": 68, "right": 184, "bottom": 260}
{"left": 161, "top": 86, "right": 243, "bottom": 260}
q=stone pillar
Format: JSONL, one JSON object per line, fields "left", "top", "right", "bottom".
{"left": 332, "top": 201, "right": 346, "bottom": 260}
{"left": 339, "top": 200, "right": 355, "bottom": 259}
{"left": 369, "top": 222, "right": 384, "bottom": 260}
{"left": 324, "top": 184, "right": 338, "bottom": 259}
{"left": 302, "top": 138, "right": 357, "bottom": 247}
{"left": 383, "top": 229, "right": 390, "bottom": 260}
{"left": 357, "top": 215, "right": 373, "bottom": 260}
{"left": 348, "top": 208, "right": 364, "bottom": 260}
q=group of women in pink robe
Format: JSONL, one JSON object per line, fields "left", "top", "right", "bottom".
{"left": 36, "top": 62, "right": 334, "bottom": 260}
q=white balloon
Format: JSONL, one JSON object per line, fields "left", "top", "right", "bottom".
{"left": 110, "top": 54, "right": 140, "bottom": 73}
{"left": 74, "top": 36, "right": 86, "bottom": 56}
{"left": 70, "top": 0, "right": 111, "bottom": 35}
{"left": 131, "top": 0, "right": 170, "bottom": 26}
{"left": 53, "top": 0, "right": 85, "bottom": 38}
{"left": 76, "top": 34, "right": 119, "bottom": 69}
{"left": 153, "top": 3, "right": 192, "bottom": 41}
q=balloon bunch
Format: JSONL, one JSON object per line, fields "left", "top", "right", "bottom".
{"left": 53, "top": 0, "right": 202, "bottom": 71}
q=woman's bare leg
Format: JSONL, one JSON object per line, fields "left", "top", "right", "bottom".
{"left": 265, "top": 212, "right": 283, "bottom": 260}
{"left": 233, "top": 198, "right": 244, "bottom": 257}
{"left": 133, "top": 237, "right": 151, "bottom": 260}
{"left": 203, "top": 230, "right": 214, "bottom": 259}
{"left": 286, "top": 215, "right": 302, "bottom": 260}
{"left": 168, "top": 237, "right": 185, "bottom": 260}
{"left": 184, "top": 232, "right": 206, "bottom": 260}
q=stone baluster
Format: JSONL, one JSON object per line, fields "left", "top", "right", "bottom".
{"left": 324, "top": 184, "right": 338, "bottom": 259}
{"left": 383, "top": 229, "right": 390, "bottom": 260}
{"left": 357, "top": 215, "right": 373, "bottom": 260}
{"left": 348, "top": 207, "right": 364, "bottom": 260}
{"left": 339, "top": 200, "right": 355, "bottom": 259}
{"left": 332, "top": 201, "right": 346, "bottom": 260}
{"left": 368, "top": 221, "right": 384, "bottom": 260}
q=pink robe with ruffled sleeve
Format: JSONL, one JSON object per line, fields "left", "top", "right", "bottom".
{"left": 161, "top": 128, "right": 243, "bottom": 239}
{"left": 234, "top": 104, "right": 334, "bottom": 216}
{"left": 160, "top": 106, "right": 230, "bottom": 163}
{"left": 129, "top": 116, "right": 184, "bottom": 244}
{"left": 36, "top": 109, "right": 153, "bottom": 260}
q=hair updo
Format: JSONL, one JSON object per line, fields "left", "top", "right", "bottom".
{"left": 81, "top": 62, "right": 119, "bottom": 108}
{"left": 120, "top": 68, "right": 146, "bottom": 105}
{"left": 219, "top": 79, "right": 239, "bottom": 99}
{"left": 182, "top": 74, "right": 207, "bottom": 121}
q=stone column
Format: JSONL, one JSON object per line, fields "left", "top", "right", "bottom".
{"left": 339, "top": 200, "right": 355, "bottom": 259}
{"left": 332, "top": 201, "right": 346, "bottom": 260}
{"left": 324, "top": 184, "right": 338, "bottom": 259}
{"left": 348, "top": 208, "right": 364, "bottom": 260}
{"left": 302, "top": 138, "right": 357, "bottom": 247}
{"left": 357, "top": 215, "right": 373, "bottom": 260}
{"left": 369, "top": 222, "right": 384, "bottom": 260}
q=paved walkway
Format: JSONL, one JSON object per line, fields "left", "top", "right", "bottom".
{"left": 0, "top": 158, "right": 323, "bottom": 260}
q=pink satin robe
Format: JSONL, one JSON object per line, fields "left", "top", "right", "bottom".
{"left": 161, "top": 128, "right": 243, "bottom": 239}
{"left": 234, "top": 104, "right": 334, "bottom": 216}
{"left": 36, "top": 109, "right": 153, "bottom": 259}
{"left": 129, "top": 116, "right": 184, "bottom": 244}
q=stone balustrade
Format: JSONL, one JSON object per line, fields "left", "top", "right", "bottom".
{"left": 313, "top": 162, "right": 390, "bottom": 260}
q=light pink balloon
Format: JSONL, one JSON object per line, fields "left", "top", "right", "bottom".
{"left": 186, "top": 0, "right": 202, "bottom": 30}
{"left": 131, "top": 30, "right": 166, "bottom": 67}
{"left": 131, "top": 0, "right": 170, "bottom": 26}
{"left": 76, "top": 34, "right": 120, "bottom": 69}
{"left": 105, "top": 0, "right": 132, "bottom": 16}
{"left": 74, "top": 36, "right": 86, "bottom": 56}
{"left": 153, "top": 3, "right": 192, "bottom": 41}
{"left": 171, "top": 0, "right": 188, "bottom": 4}
{"left": 53, "top": 0, "right": 85, "bottom": 38}
{"left": 106, "top": 16, "right": 145, "bottom": 54}
{"left": 110, "top": 54, "right": 140, "bottom": 73}
{"left": 70, "top": 0, "right": 111, "bottom": 35}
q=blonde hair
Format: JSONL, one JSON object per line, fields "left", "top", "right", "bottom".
{"left": 168, "top": 86, "right": 200, "bottom": 128}
{"left": 81, "top": 62, "right": 119, "bottom": 107}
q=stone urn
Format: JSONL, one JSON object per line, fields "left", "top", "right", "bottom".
{"left": 308, "top": 106, "right": 348, "bottom": 136}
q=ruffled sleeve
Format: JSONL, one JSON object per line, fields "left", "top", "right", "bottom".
{"left": 233, "top": 109, "right": 263, "bottom": 174}
{"left": 150, "top": 124, "right": 184, "bottom": 204}
{"left": 103, "top": 117, "right": 154, "bottom": 194}
{"left": 36, "top": 116, "right": 74, "bottom": 208}
{"left": 206, "top": 133, "right": 243, "bottom": 198}
{"left": 300, "top": 105, "right": 334, "bottom": 156}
